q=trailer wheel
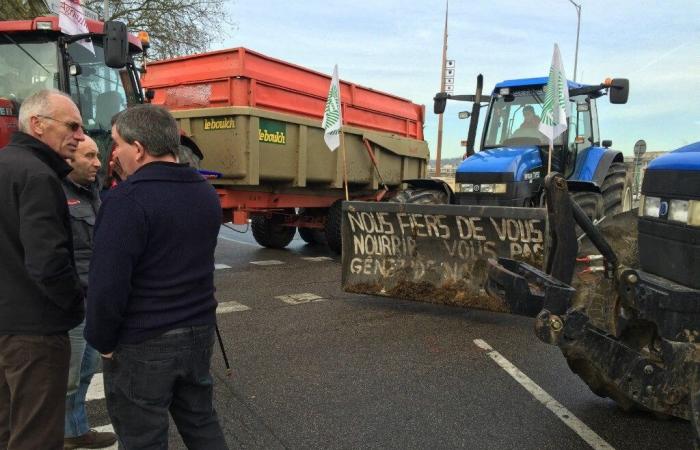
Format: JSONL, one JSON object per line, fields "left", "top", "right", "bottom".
{"left": 251, "top": 209, "right": 296, "bottom": 249}
{"left": 325, "top": 200, "right": 343, "bottom": 254}
{"left": 390, "top": 188, "right": 449, "bottom": 204}
{"left": 601, "top": 162, "right": 627, "bottom": 217}
{"left": 298, "top": 227, "right": 317, "bottom": 244}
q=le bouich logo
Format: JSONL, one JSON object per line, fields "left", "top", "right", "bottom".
{"left": 258, "top": 119, "right": 287, "bottom": 145}
{"left": 203, "top": 117, "right": 235, "bottom": 131}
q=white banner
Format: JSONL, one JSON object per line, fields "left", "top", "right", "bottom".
{"left": 58, "top": 0, "right": 95, "bottom": 54}
{"left": 538, "top": 44, "right": 570, "bottom": 144}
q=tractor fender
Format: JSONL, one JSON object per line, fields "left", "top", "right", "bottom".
{"left": 402, "top": 178, "right": 455, "bottom": 204}
{"left": 571, "top": 147, "right": 624, "bottom": 187}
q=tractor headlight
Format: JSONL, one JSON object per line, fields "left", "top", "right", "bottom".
{"left": 668, "top": 200, "right": 689, "bottom": 223}
{"left": 458, "top": 183, "right": 507, "bottom": 194}
{"left": 479, "top": 183, "right": 507, "bottom": 194}
{"left": 641, "top": 196, "right": 661, "bottom": 218}
{"left": 689, "top": 201, "right": 700, "bottom": 226}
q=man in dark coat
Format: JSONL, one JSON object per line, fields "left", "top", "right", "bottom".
{"left": 85, "top": 104, "right": 228, "bottom": 449}
{"left": 62, "top": 136, "right": 117, "bottom": 449}
{"left": 0, "top": 89, "right": 85, "bottom": 450}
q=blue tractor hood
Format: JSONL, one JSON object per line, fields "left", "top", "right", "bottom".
{"left": 456, "top": 147, "right": 542, "bottom": 182}
{"left": 647, "top": 142, "right": 700, "bottom": 172}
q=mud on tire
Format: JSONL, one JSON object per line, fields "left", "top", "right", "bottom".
{"left": 601, "top": 162, "right": 627, "bottom": 217}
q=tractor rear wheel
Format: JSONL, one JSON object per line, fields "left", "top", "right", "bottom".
{"left": 251, "top": 209, "right": 296, "bottom": 249}
{"left": 601, "top": 162, "right": 628, "bottom": 217}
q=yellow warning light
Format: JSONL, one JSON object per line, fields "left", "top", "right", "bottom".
{"left": 138, "top": 31, "right": 150, "bottom": 49}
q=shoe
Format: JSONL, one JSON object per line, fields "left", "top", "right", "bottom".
{"left": 64, "top": 429, "right": 117, "bottom": 449}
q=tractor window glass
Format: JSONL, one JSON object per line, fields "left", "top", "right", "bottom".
{"left": 483, "top": 88, "right": 565, "bottom": 149}
{"left": 67, "top": 41, "right": 130, "bottom": 136}
{"left": 0, "top": 36, "right": 59, "bottom": 106}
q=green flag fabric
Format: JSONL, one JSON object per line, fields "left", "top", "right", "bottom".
{"left": 322, "top": 65, "right": 342, "bottom": 151}
{"left": 538, "top": 44, "right": 570, "bottom": 144}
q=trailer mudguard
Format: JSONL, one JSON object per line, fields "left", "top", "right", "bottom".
{"left": 569, "top": 146, "right": 623, "bottom": 187}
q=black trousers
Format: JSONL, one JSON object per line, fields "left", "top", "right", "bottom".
{"left": 0, "top": 334, "right": 71, "bottom": 450}
{"left": 103, "top": 325, "right": 228, "bottom": 450}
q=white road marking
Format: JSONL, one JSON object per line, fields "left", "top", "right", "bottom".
{"left": 250, "top": 260, "right": 285, "bottom": 266}
{"left": 301, "top": 256, "right": 333, "bottom": 262}
{"left": 86, "top": 373, "right": 104, "bottom": 401}
{"left": 217, "top": 235, "right": 259, "bottom": 247}
{"left": 216, "top": 301, "right": 251, "bottom": 313}
{"left": 473, "top": 339, "right": 615, "bottom": 450}
{"left": 215, "top": 263, "right": 232, "bottom": 270}
{"left": 276, "top": 293, "right": 326, "bottom": 305}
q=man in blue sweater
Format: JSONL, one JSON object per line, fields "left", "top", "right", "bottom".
{"left": 85, "top": 105, "right": 228, "bottom": 449}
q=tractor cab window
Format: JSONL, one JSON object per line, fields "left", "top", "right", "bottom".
{"left": 483, "top": 88, "right": 566, "bottom": 149}
{"left": 0, "top": 35, "right": 59, "bottom": 107}
{"left": 67, "top": 41, "right": 132, "bottom": 138}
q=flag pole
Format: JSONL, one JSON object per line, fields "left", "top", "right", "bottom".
{"left": 340, "top": 127, "right": 349, "bottom": 201}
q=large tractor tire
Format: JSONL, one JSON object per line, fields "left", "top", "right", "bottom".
{"left": 569, "top": 162, "right": 629, "bottom": 223}
{"left": 298, "top": 227, "right": 316, "bottom": 244}
{"left": 601, "top": 162, "right": 628, "bottom": 217}
{"left": 251, "top": 209, "right": 296, "bottom": 249}
{"left": 390, "top": 187, "right": 449, "bottom": 205}
{"left": 325, "top": 200, "right": 343, "bottom": 254}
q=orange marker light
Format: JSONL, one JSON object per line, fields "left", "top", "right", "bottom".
{"left": 138, "top": 31, "right": 150, "bottom": 49}
{"left": 603, "top": 77, "right": 612, "bottom": 86}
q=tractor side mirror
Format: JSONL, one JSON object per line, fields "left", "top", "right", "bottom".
{"left": 103, "top": 21, "right": 129, "bottom": 69}
{"left": 434, "top": 92, "right": 448, "bottom": 114}
{"left": 608, "top": 78, "right": 629, "bottom": 104}
{"left": 602, "top": 139, "right": 612, "bottom": 148}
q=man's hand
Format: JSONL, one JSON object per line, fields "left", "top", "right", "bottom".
{"left": 101, "top": 352, "right": 113, "bottom": 359}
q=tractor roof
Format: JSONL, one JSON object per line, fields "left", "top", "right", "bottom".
{"left": 494, "top": 77, "right": 588, "bottom": 91}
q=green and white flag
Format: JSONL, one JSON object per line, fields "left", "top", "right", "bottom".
{"left": 322, "top": 65, "right": 343, "bottom": 151}
{"left": 538, "top": 44, "right": 570, "bottom": 144}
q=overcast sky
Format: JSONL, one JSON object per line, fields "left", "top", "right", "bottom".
{"left": 215, "top": 0, "right": 700, "bottom": 158}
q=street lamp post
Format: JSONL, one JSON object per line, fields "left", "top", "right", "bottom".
{"left": 568, "top": 0, "right": 581, "bottom": 82}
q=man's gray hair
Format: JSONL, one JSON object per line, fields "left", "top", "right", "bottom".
{"left": 113, "top": 105, "right": 178, "bottom": 157}
{"left": 18, "top": 89, "right": 72, "bottom": 132}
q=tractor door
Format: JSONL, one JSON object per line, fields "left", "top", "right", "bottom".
{"left": 564, "top": 96, "right": 594, "bottom": 177}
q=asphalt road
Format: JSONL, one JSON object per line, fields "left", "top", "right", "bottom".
{"left": 83, "top": 225, "right": 693, "bottom": 450}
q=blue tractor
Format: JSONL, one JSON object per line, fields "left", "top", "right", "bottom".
{"left": 403, "top": 75, "right": 631, "bottom": 221}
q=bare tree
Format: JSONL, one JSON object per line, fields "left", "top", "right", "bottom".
{"left": 84, "top": 0, "right": 236, "bottom": 60}
{"left": 1, "top": 0, "right": 232, "bottom": 59}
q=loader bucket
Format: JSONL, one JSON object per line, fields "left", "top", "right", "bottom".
{"left": 341, "top": 201, "right": 548, "bottom": 315}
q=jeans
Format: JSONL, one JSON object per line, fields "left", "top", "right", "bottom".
{"left": 0, "top": 334, "right": 70, "bottom": 450}
{"left": 103, "top": 325, "right": 228, "bottom": 450}
{"left": 65, "top": 321, "right": 101, "bottom": 438}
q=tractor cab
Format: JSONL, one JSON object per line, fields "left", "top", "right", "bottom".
{"left": 434, "top": 76, "right": 629, "bottom": 208}
{"left": 0, "top": 15, "right": 146, "bottom": 157}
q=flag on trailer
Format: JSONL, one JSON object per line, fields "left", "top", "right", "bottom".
{"left": 58, "top": 0, "right": 94, "bottom": 54}
{"left": 538, "top": 44, "right": 569, "bottom": 144}
{"left": 322, "top": 65, "right": 343, "bottom": 151}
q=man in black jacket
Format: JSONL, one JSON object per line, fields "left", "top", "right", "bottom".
{"left": 85, "top": 105, "right": 228, "bottom": 449}
{"left": 0, "top": 89, "right": 85, "bottom": 450}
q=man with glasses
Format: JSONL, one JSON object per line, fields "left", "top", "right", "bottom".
{"left": 0, "top": 89, "right": 86, "bottom": 449}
